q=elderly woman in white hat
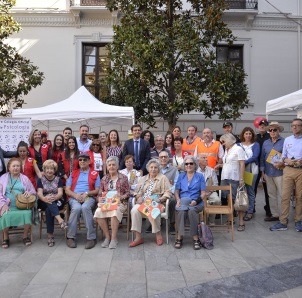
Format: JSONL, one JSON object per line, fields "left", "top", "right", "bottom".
{"left": 260, "top": 121, "right": 285, "bottom": 222}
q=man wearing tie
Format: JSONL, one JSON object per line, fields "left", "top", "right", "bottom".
{"left": 120, "top": 124, "right": 151, "bottom": 175}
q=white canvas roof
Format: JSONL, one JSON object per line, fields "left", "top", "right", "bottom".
{"left": 266, "top": 89, "right": 302, "bottom": 117}
{"left": 12, "top": 86, "right": 135, "bottom": 130}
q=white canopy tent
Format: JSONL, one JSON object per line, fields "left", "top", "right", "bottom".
{"left": 266, "top": 89, "right": 302, "bottom": 119}
{"left": 12, "top": 86, "right": 135, "bottom": 131}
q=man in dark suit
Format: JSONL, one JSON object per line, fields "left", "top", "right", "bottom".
{"left": 120, "top": 124, "right": 150, "bottom": 175}
{"left": 0, "top": 146, "right": 17, "bottom": 176}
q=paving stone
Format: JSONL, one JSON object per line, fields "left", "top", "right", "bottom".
{"left": 62, "top": 272, "right": 107, "bottom": 298}
{"left": 20, "top": 284, "right": 66, "bottom": 298}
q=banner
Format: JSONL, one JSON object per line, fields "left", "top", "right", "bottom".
{"left": 0, "top": 118, "right": 32, "bottom": 151}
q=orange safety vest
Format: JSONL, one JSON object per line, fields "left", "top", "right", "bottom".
{"left": 182, "top": 137, "right": 201, "bottom": 157}
{"left": 196, "top": 140, "right": 221, "bottom": 168}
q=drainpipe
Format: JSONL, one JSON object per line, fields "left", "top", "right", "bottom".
{"left": 298, "top": 0, "right": 301, "bottom": 89}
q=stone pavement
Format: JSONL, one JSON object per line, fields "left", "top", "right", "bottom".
{"left": 1, "top": 188, "right": 302, "bottom": 298}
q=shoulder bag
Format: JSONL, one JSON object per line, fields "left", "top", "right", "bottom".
{"left": 234, "top": 185, "right": 249, "bottom": 212}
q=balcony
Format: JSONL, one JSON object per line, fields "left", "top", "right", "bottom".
{"left": 70, "top": 0, "right": 107, "bottom": 6}
{"left": 225, "top": 0, "right": 258, "bottom": 10}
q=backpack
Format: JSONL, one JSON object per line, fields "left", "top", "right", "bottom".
{"left": 198, "top": 221, "right": 214, "bottom": 250}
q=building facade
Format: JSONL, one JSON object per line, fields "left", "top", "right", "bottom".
{"left": 8, "top": 0, "right": 302, "bottom": 138}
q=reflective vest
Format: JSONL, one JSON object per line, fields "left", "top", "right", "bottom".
{"left": 196, "top": 140, "right": 220, "bottom": 168}
{"left": 182, "top": 137, "right": 201, "bottom": 156}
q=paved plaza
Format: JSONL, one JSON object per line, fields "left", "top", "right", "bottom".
{"left": 1, "top": 188, "right": 302, "bottom": 298}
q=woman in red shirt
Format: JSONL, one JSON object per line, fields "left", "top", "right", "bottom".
{"left": 17, "top": 141, "right": 42, "bottom": 189}
{"left": 60, "top": 136, "right": 80, "bottom": 182}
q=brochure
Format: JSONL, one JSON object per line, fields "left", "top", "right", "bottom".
{"left": 98, "top": 190, "right": 119, "bottom": 212}
{"left": 138, "top": 197, "right": 165, "bottom": 219}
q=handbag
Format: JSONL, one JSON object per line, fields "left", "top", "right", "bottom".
{"left": 198, "top": 221, "right": 214, "bottom": 250}
{"left": 8, "top": 179, "right": 36, "bottom": 210}
{"left": 16, "top": 193, "right": 36, "bottom": 210}
{"left": 234, "top": 185, "right": 249, "bottom": 212}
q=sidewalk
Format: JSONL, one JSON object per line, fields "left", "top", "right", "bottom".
{"left": 1, "top": 188, "right": 302, "bottom": 298}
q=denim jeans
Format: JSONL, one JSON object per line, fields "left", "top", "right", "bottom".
{"left": 67, "top": 197, "right": 96, "bottom": 240}
{"left": 246, "top": 176, "right": 257, "bottom": 214}
{"left": 38, "top": 200, "right": 60, "bottom": 234}
{"left": 221, "top": 179, "right": 239, "bottom": 202}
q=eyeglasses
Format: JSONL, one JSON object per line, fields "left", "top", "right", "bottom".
{"left": 79, "top": 158, "right": 88, "bottom": 162}
{"left": 291, "top": 124, "right": 302, "bottom": 127}
{"left": 159, "top": 156, "right": 168, "bottom": 159}
{"left": 185, "top": 162, "right": 194, "bottom": 166}
{"left": 268, "top": 129, "right": 278, "bottom": 132}
{"left": 92, "top": 144, "right": 100, "bottom": 146}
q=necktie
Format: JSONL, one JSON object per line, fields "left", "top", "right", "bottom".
{"left": 135, "top": 140, "right": 140, "bottom": 168}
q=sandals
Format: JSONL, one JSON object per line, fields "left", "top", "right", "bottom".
{"left": 237, "top": 224, "right": 245, "bottom": 232}
{"left": 2, "top": 239, "right": 9, "bottom": 249}
{"left": 174, "top": 238, "right": 183, "bottom": 249}
{"left": 193, "top": 239, "right": 201, "bottom": 250}
{"left": 60, "top": 220, "right": 68, "bottom": 230}
{"left": 243, "top": 214, "right": 253, "bottom": 221}
{"left": 48, "top": 237, "right": 55, "bottom": 247}
{"left": 23, "top": 237, "right": 32, "bottom": 246}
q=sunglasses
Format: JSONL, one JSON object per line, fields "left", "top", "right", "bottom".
{"left": 185, "top": 162, "right": 194, "bottom": 166}
{"left": 92, "top": 144, "right": 100, "bottom": 146}
{"left": 159, "top": 156, "right": 169, "bottom": 159}
{"left": 109, "top": 180, "right": 113, "bottom": 190}
{"left": 268, "top": 128, "right": 278, "bottom": 132}
{"left": 79, "top": 158, "right": 88, "bottom": 162}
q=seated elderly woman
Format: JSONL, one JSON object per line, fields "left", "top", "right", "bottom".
{"left": 37, "top": 160, "right": 68, "bottom": 247}
{"left": 94, "top": 156, "right": 130, "bottom": 249}
{"left": 0, "top": 157, "right": 36, "bottom": 248}
{"left": 174, "top": 156, "right": 206, "bottom": 250}
{"left": 129, "top": 158, "right": 172, "bottom": 247}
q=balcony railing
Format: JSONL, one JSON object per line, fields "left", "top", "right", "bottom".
{"left": 70, "top": 0, "right": 107, "bottom": 6}
{"left": 70, "top": 0, "right": 257, "bottom": 9}
{"left": 225, "top": 0, "right": 258, "bottom": 9}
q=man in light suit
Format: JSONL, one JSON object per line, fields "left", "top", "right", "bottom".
{"left": 0, "top": 146, "right": 17, "bottom": 176}
{"left": 120, "top": 124, "right": 150, "bottom": 175}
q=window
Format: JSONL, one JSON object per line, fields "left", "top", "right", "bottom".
{"left": 82, "top": 43, "right": 110, "bottom": 100}
{"left": 216, "top": 45, "right": 243, "bottom": 66}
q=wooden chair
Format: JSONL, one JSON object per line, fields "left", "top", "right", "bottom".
{"left": 118, "top": 199, "right": 131, "bottom": 240}
{"left": 203, "top": 185, "right": 234, "bottom": 241}
{"left": 65, "top": 203, "right": 100, "bottom": 239}
{"left": 39, "top": 204, "right": 68, "bottom": 239}
{"left": 131, "top": 198, "right": 170, "bottom": 244}
{"left": 2, "top": 225, "right": 33, "bottom": 243}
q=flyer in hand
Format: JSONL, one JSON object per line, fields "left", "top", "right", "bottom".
{"left": 98, "top": 191, "right": 119, "bottom": 212}
{"left": 266, "top": 148, "right": 284, "bottom": 169}
{"left": 138, "top": 197, "right": 165, "bottom": 220}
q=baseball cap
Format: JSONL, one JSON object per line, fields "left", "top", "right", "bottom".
{"left": 259, "top": 120, "right": 269, "bottom": 126}
{"left": 223, "top": 121, "right": 233, "bottom": 128}
{"left": 78, "top": 153, "right": 90, "bottom": 159}
{"left": 41, "top": 131, "right": 48, "bottom": 137}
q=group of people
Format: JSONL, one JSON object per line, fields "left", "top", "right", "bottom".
{"left": 0, "top": 117, "right": 301, "bottom": 250}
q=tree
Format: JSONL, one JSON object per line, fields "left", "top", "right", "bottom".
{"left": 0, "top": 0, "right": 44, "bottom": 117}
{"left": 104, "top": 0, "right": 249, "bottom": 130}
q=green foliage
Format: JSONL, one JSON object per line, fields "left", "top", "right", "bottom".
{"left": 104, "top": 0, "right": 249, "bottom": 129}
{"left": 0, "top": 0, "right": 44, "bottom": 116}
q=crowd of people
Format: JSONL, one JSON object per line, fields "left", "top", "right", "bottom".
{"left": 0, "top": 118, "right": 302, "bottom": 251}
